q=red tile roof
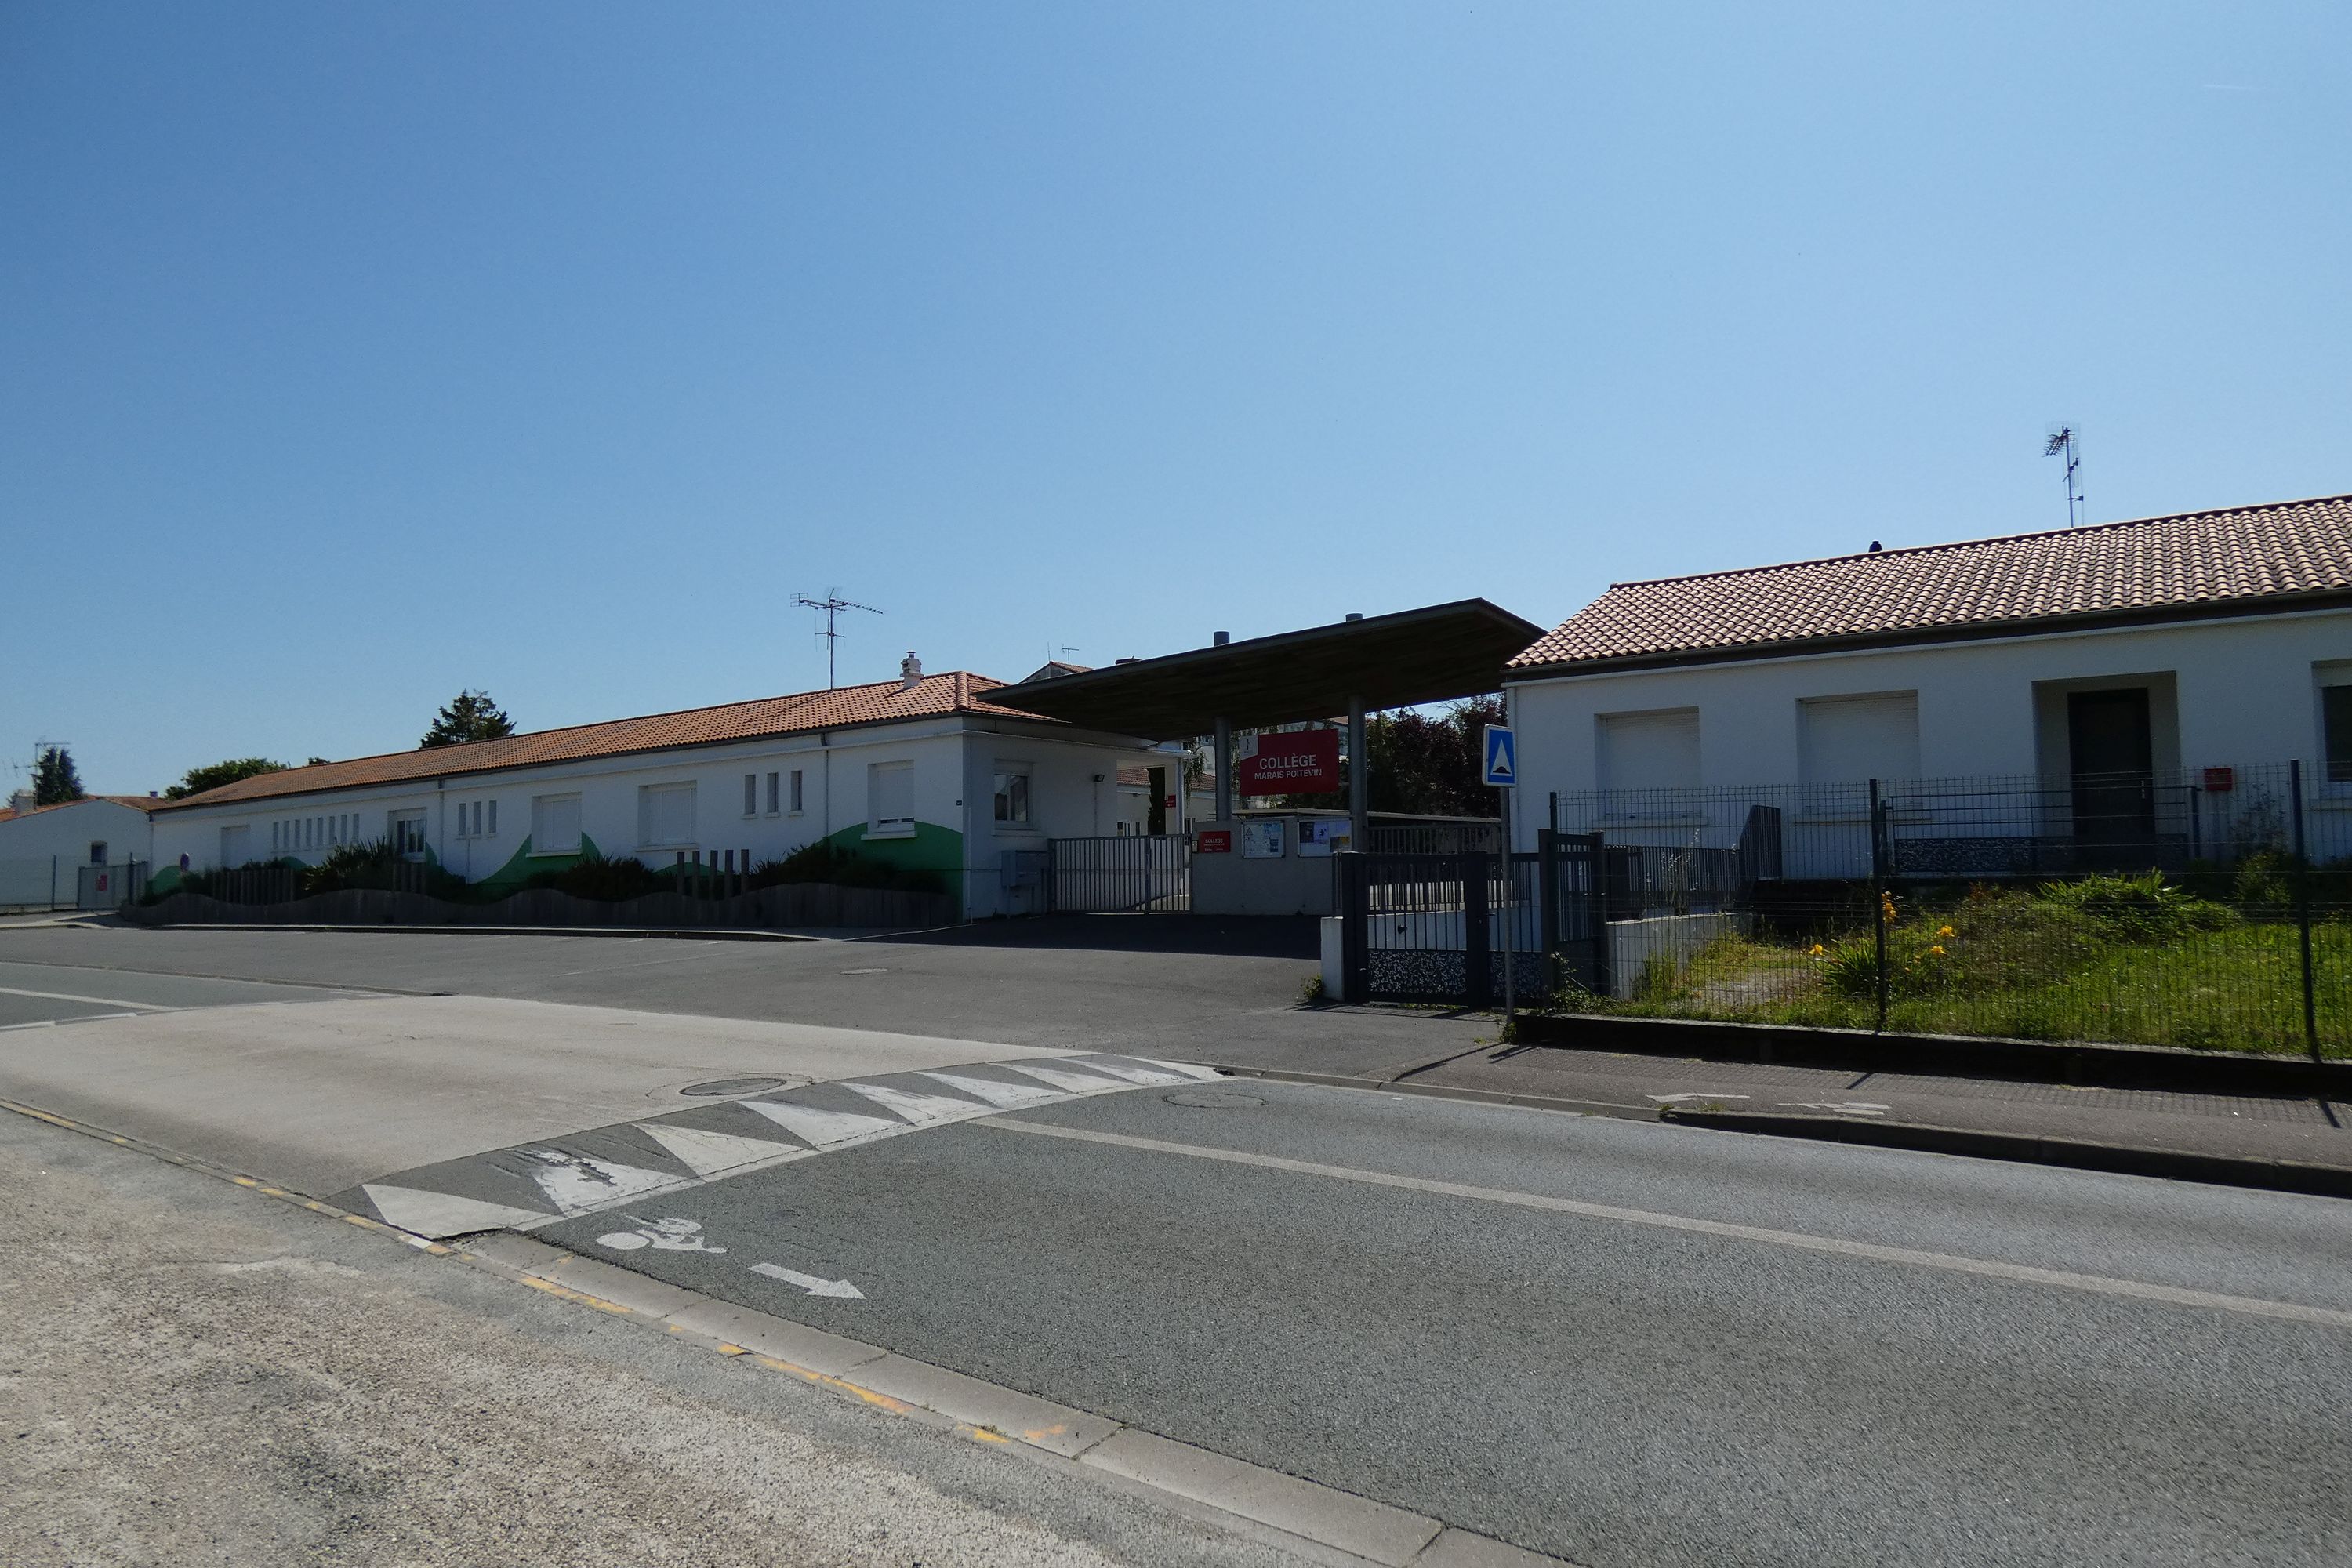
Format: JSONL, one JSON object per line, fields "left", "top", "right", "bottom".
{"left": 1510, "top": 493, "right": 2352, "bottom": 673}
{"left": 0, "top": 794, "right": 158, "bottom": 824}
{"left": 158, "top": 673, "right": 1046, "bottom": 810}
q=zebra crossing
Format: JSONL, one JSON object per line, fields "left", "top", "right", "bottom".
{"left": 336, "top": 1052, "right": 1221, "bottom": 1239}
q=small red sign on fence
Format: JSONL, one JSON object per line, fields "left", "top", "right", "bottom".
{"left": 1195, "top": 829, "right": 1232, "bottom": 854}
{"left": 1236, "top": 728, "right": 1341, "bottom": 793}
{"left": 2202, "top": 767, "right": 2235, "bottom": 793}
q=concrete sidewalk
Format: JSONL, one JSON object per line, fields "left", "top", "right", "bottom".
{"left": 1204, "top": 1014, "right": 2352, "bottom": 1194}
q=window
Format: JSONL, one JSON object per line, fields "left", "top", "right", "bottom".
{"left": 1798, "top": 692, "right": 1922, "bottom": 786}
{"left": 639, "top": 782, "right": 696, "bottom": 847}
{"left": 789, "top": 768, "right": 804, "bottom": 814}
{"left": 532, "top": 793, "right": 582, "bottom": 855}
{"left": 1597, "top": 709, "right": 1700, "bottom": 796}
{"left": 271, "top": 822, "right": 281, "bottom": 852}
{"left": 89, "top": 840, "right": 107, "bottom": 866}
{"left": 868, "top": 761, "right": 914, "bottom": 834}
{"left": 390, "top": 811, "right": 430, "bottom": 859}
{"left": 744, "top": 773, "right": 759, "bottom": 817}
{"left": 2319, "top": 665, "right": 2352, "bottom": 784}
{"left": 486, "top": 800, "right": 496, "bottom": 837}
{"left": 765, "top": 771, "right": 779, "bottom": 814}
{"left": 993, "top": 765, "right": 1032, "bottom": 826}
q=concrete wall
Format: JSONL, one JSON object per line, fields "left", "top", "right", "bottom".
{"left": 1189, "top": 817, "right": 1343, "bottom": 916}
{"left": 1508, "top": 608, "right": 2352, "bottom": 852}
{"left": 0, "top": 799, "right": 155, "bottom": 909}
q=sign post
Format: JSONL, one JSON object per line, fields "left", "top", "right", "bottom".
{"left": 1481, "top": 725, "right": 1519, "bottom": 1025}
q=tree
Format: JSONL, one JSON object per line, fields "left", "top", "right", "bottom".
{"left": 1272, "top": 695, "right": 1507, "bottom": 818}
{"left": 165, "top": 757, "right": 291, "bottom": 800}
{"left": 420, "top": 689, "right": 516, "bottom": 749}
{"left": 32, "top": 746, "right": 85, "bottom": 806}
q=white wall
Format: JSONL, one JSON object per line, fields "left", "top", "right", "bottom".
{"left": 0, "top": 798, "right": 154, "bottom": 868}
{"left": 1508, "top": 607, "right": 2352, "bottom": 852}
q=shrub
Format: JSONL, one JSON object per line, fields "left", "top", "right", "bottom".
{"left": 524, "top": 849, "right": 663, "bottom": 902}
{"left": 746, "top": 841, "right": 946, "bottom": 895}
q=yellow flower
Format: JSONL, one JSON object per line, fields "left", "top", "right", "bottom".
{"left": 1809, "top": 943, "right": 1827, "bottom": 957}
{"left": 1929, "top": 944, "right": 1947, "bottom": 956}
{"left": 1937, "top": 925, "right": 1956, "bottom": 938}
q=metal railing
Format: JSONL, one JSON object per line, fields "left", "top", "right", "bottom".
{"left": 1049, "top": 834, "right": 1189, "bottom": 913}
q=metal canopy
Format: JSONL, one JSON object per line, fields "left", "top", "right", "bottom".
{"left": 984, "top": 599, "right": 1544, "bottom": 739}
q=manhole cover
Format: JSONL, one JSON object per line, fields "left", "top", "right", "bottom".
{"left": 678, "top": 1076, "right": 791, "bottom": 1098}
{"left": 1163, "top": 1089, "right": 1268, "bottom": 1109}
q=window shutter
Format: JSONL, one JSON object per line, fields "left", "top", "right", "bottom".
{"left": 1799, "top": 693, "right": 1922, "bottom": 786}
{"left": 870, "top": 762, "right": 914, "bottom": 828}
{"left": 640, "top": 782, "right": 696, "bottom": 845}
{"left": 1598, "top": 710, "right": 1700, "bottom": 794}
{"left": 532, "top": 795, "right": 582, "bottom": 854}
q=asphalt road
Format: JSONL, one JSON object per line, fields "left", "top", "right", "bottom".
{"left": 537, "top": 1080, "right": 2352, "bottom": 1568}
{"left": 0, "top": 921, "right": 1475, "bottom": 1073}
{"left": 0, "top": 954, "right": 365, "bottom": 1029}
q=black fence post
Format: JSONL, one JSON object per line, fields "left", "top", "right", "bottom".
{"left": 1337, "top": 851, "right": 1367, "bottom": 1004}
{"left": 1587, "top": 830, "right": 1611, "bottom": 1000}
{"left": 1462, "top": 852, "right": 1492, "bottom": 1010}
{"left": 2292, "top": 759, "right": 2319, "bottom": 1063}
{"left": 1871, "top": 779, "right": 1889, "bottom": 1034}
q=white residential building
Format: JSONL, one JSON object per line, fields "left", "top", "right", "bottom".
{"left": 0, "top": 794, "right": 158, "bottom": 910}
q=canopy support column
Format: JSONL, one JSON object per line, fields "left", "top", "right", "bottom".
{"left": 1214, "top": 717, "right": 1232, "bottom": 822}
{"left": 1348, "top": 695, "right": 1367, "bottom": 850}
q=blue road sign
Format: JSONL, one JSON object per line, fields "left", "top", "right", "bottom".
{"left": 1481, "top": 725, "right": 1518, "bottom": 789}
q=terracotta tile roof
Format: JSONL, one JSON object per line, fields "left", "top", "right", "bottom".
{"left": 1510, "top": 492, "right": 2352, "bottom": 673}
{"left": 0, "top": 794, "right": 158, "bottom": 824}
{"left": 158, "top": 673, "right": 1044, "bottom": 811}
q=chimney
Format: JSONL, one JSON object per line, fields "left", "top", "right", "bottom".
{"left": 899, "top": 651, "right": 923, "bottom": 691}
{"left": 6, "top": 789, "right": 33, "bottom": 813}
{"left": 1213, "top": 631, "right": 1230, "bottom": 646}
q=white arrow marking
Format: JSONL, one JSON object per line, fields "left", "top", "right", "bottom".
{"left": 843, "top": 1080, "right": 992, "bottom": 1124}
{"left": 517, "top": 1149, "right": 683, "bottom": 1216}
{"left": 750, "top": 1261, "right": 865, "bottom": 1299}
{"left": 1000, "top": 1061, "right": 1132, "bottom": 1094}
{"left": 1069, "top": 1058, "right": 1187, "bottom": 1086}
{"left": 361, "top": 1184, "right": 550, "bottom": 1238}
{"left": 739, "top": 1098, "right": 900, "bottom": 1146}
{"left": 916, "top": 1069, "right": 1063, "bottom": 1109}
{"left": 634, "top": 1120, "right": 806, "bottom": 1177}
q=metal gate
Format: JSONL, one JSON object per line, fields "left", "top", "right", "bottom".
{"left": 1537, "top": 831, "right": 1608, "bottom": 997}
{"left": 77, "top": 860, "right": 147, "bottom": 911}
{"left": 1047, "top": 834, "right": 1190, "bottom": 913}
{"left": 1338, "top": 852, "right": 1491, "bottom": 1005}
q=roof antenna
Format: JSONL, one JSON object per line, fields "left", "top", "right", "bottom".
{"left": 2044, "top": 426, "right": 2084, "bottom": 527}
{"left": 793, "top": 590, "right": 882, "bottom": 689}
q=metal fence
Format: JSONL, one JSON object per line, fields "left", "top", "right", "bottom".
{"left": 1049, "top": 834, "right": 1190, "bottom": 913}
{"left": 1320, "top": 764, "right": 2352, "bottom": 1059}
{"left": 1365, "top": 818, "right": 1503, "bottom": 856}
{"left": 1, "top": 857, "right": 148, "bottom": 913}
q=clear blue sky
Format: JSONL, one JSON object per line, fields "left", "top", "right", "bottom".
{"left": 5, "top": 3, "right": 2346, "bottom": 794}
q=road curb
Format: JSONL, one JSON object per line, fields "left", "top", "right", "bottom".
{"left": 1515, "top": 1013, "right": 2352, "bottom": 1098}
{"left": 100, "top": 920, "right": 827, "bottom": 942}
{"left": 1656, "top": 1108, "right": 2352, "bottom": 1200}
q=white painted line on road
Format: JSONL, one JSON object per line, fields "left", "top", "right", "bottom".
{"left": 1001, "top": 1061, "right": 1134, "bottom": 1094}
{"left": 361, "top": 1184, "right": 551, "bottom": 1236}
{"left": 916, "top": 1069, "right": 1065, "bottom": 1109}
{"left": 749, "top": 1261, "right": 866, "bottom": 1299}
{"left": 984, "top": 1119, "right": 2352, "bottom": 1334}
{"left": 0, "top": 983, "right": 175, "bottom": 1012}
{"left": 0, "top": 1012, "right": 146, "bottom": 1032}
{"left": 520, "top": 1149, "right": 684, "bottom": 1215}
{"left": 844, "top": 1080, "right": 995, "bottom": 1125}
{"left": 635, "top": 1120, "right": 808, "bottom": 1178}
{"left": 740, "top": 1098, "right": 902, "bottom": 1147}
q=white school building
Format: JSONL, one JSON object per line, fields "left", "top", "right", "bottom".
{"left": 150, "top": 666, "right": 1169, "bottom": 920}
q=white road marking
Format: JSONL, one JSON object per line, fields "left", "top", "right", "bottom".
{"left": 982, "top": 1119, "right": 2352, "bottom": 1333}
{"left": 1141, "top": 1058, "right": 1227, "bottom": 1082}
{"left": 1648, "top": 1092, "right": 1751, "bottom": 1104}
{"left": 0, "top": 1013, "right": 146, "bottom": 1032}
{"left": 916, "top": 1069, "right": 1065, "bottom": 1109}
{"left": 750, "top": 1261, "right": 865, "bottom": 1299}
{"left": 0, "top": 984, "right": 174, "bottom": 1012}
{"left": 739, "top": 1098, "right": 901, "bottom": 1147}
{"left": 1783, "top": 1102, "right": 1892, "bottom": 1116}
{"left": 519, "top": 1149, "right": 683, "bottom": 1216}
{"left": 844, "top": 1080, "right": 992, "bottom": 1124}
{"left": 1001, "top": 1061, "right": 1134, "bottom": 1094}
{"left": 1076, "top": 1059, "right": 1189, "bottom": 1086}
{"left": 597, "top": 1217, "right": 726, "bottom": 1254}
{"left": 635, "top": 1120, "right": 808, "bottom": 1178}
{"left": 362, "top": 1184, "right": 551, "bottom": 1236}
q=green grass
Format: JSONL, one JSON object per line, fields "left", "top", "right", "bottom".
{"left": 1583, "top": 874, "right": 2349, "bottom": 1058}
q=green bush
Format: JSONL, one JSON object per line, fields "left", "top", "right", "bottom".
{"left": 524, "top": 849, "right": 664, "bottom": 902}
{"left": 746, "top": 841, "right": 946, "bottom": 895}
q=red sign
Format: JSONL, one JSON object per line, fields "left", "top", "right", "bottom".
{"left": 1236, "top": 728, "right": 1341, "bottom": 792}
{"left": 2202, "top": 767, "right": 2235, "bottom": 793}
{"left": 1195, "top": 829, "right": 1232, "bottom": 855}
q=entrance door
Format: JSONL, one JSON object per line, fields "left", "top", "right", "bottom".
{"left": 390, "top": 810, "right": 430, "bottom": 861}
{"left": 220, "top": 824, "right": 250, "bottom": 867}
{"left": 2067, "top": 688, "right": 2155, "bottom": 867}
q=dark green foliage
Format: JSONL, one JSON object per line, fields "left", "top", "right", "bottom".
{"left": 32, "top": 746, "right": 85, "bottom": 805}
{"left": 1272, "top": 694, "right": 1507, "bottom": 817}
{"left": 523, "top": 849, "right": 663, "bottom": 902}
{"left": 299, "top": 839, "right": 470, "bottom": 899}
{"left": 420, "top": 688, "right": 517, "bottom": 749}
{"left": 165, "top": 757, "right": 290, "bottom": 800}
{"left": 746, "top": 840, "right": 946, "bottom": 894}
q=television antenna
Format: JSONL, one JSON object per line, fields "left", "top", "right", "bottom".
{"left": 794, "top": 590, "right": 881, "bottom": 688}
{"left": 2044, "top": 426, "right": 2084, "bottom": 528}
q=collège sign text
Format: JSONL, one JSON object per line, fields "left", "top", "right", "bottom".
{"left": 1236, "top": 729, "right": 1341, "bottom": 793}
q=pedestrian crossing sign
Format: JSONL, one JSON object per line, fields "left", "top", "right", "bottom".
{"left": 1481, "top": 725, "right": 1517, "bottom": 789}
